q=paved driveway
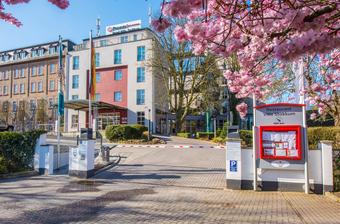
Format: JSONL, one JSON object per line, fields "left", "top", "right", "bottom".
{"left": 0, "top": 145, "right": 339, "bottom": 224}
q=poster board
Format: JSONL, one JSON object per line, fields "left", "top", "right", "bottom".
{"left": 259, "top": 125, "right": 302, "bottom": 160}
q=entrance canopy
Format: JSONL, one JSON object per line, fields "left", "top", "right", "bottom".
{"left": 64, "top": 100, "right": 126, "bottom": 112}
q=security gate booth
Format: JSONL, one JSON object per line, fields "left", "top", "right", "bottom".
{"left": 226, "top": 103, "right": 334, "bottom": 193}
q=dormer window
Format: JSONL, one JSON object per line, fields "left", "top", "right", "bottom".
{"left": 49, "top": 46, "right": 58, "bottom": 54}
{"left": 37, "top": 48, "right": 45, "bottom": 56}
{"left": 19, "top": 51, "right": 27, "bottom": 59}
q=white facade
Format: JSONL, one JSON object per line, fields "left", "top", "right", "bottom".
{"left": 66, "top": 28, "right": 165, "bottom": 132}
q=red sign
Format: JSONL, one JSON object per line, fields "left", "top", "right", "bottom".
{"left": 259, "top": 125, "right": 302, "bottom": 160}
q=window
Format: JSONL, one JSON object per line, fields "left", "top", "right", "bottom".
{"left": 120, "top": 35, "right": 128, "bottom": 43}
{"left": 30, "top": 100, "right": 36, "bottom": 111}
{"left": 3, "top": 86, "right": 7, "bottom": 95}
{"left": 95, "top": 53, "right": 100, "bottom": 67}
{"left": 50, "top": 63, "right": 56, "bottom": 73}
{"left": 136, "top": 89, "right": 145, "bottom": 105}
{"left": 0, "top": 72, "right": 3, "bottom": 80}
{"left": 4, "top": 71, "right": 9, "bottom": 80}
{"left": 72, "top": 95, "right": 79, "bottom": 100}
{"left": 137, "top": 46, "right": 145, "bottom": 61}
{"left": 114, "top": 50, "right": 122, "bottom": 64}
{"left": 14, "top": 69, "right": 19, "bottom": 78}
{"left": 31, "top": 83, "right": 36, "bottom": 93}
{"left": 96, "top": 73, "right": 101, "bottom": 83}
{"left": 48, "top": 98, "right": 54, "bottom": 108}
{"left": 72, "top": 75, "right": 79, "bottom": 89}
{"left": 72, "top": 56, "right": 79, "bottom": 70}
{"left": 137, "top": 111, "right": 145, "bottom": 125}
{"left": 19, "top": 52, "right": 26, "bottom": 59}
{"left": 49, "top": 80, "right": 55, "bottom": 91}
{"left": 38, "top": 81, "right": 43, "bottom": 92}
{"left": 20, "top": 83, "right": 25, "bottom": 94}
{"left": 31, "top": 66, "right": 36, "bottom": 76}
{"left": 133, "top": 34, "right": 138, "bottom": 41}
{"left": 14, "top": 84, "right": 18, "bottom": 94}
{"left": 114, "top": 70, "right": 122, "bottom": 80}
{"left": 114, "top": 91, "right": 122, "bottom": 102}
{"left": 0, "top": 86, "right": 2, "bottom": 96}
{"left": 3, "top": 101, "right": 8, "bottom": 112}
{"left": 71, "top": 114, "right": 79, "bottom": 128}
{"left": 38, "top": 65, "right": 43, "bottom": 76}
{"left": 31, "top": 50, "right": 38, "bottom": 57}
{"left": 37, "top": 48, "right": 45, "bottom": 57}
{"left": 95, "top": 93, "right": 101, "bottom": 101}
{"left": 49, "top": 46, "right": 57, "bottom": 55}
{"left": 137, "top": 67, "right": 145, "bottom": 82}
{"left": 12, "top": 102, "right": 17, "bottom": 112}
{"left": 100, "top": 40, "right": 108, "bottom": 47}
{"left": 20, "top": 68, "right": 25, "bottom": 78}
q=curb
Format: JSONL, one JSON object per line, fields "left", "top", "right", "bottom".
{"left": 115, "top": 145, "right": 225, "bottom": 149}
{"left": 93, "top": 156, "right": 122, "bottom": 176}
{"left": 325, "top": 192, "right": 340, "bottom": 203}
{"left": 0, "top": 170, "right": 39, "bottom": 180}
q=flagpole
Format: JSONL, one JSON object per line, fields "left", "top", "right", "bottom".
{"left": 88, "top": 30, "right": 92, "bottom": 130}
{"left": 299, "top": 58, "right": 309, "bottom": 194}
{"left": 57, "top": 35, "right": 62, "bottom": 169}
{"left": 252, "top": 92, "right": 257, "bottom": 191}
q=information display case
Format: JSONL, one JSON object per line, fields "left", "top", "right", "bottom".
{"left": 259, "top": 125, "right": 302, "bottom": 160}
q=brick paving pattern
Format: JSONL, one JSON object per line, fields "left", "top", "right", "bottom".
{"left": 0, "top": 144, "right": 339, "bottom": 224}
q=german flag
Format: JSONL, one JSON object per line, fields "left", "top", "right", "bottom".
{"left": 89, "top": 34, "right": 96, "bottom": 100}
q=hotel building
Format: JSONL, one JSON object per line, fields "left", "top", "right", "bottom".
{"left": 67, "top": 27, "right": 166, "bottom": 133}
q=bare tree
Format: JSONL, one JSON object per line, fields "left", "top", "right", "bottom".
{"left": 150, "top": 20, "right": 223, "bottom": 132}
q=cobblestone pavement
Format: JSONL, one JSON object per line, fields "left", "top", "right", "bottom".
{"left": 0, "top": 145, "right": 339, "bottom": 224}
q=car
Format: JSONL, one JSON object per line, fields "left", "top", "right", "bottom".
{"left": 0, "top": 120, "right": 14, "bottom": 132}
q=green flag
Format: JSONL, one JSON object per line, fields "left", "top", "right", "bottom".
{"left": 58, "top": 91, "right": 64, "bottom": 116}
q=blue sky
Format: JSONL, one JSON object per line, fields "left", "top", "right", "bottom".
{"left": 0, "top": 0, "right": 162, "bottom": 51}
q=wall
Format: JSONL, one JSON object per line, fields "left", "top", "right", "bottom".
{"left": 238, "top": 148, "right": 328, "bottom": 193}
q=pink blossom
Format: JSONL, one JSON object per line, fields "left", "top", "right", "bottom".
{"left": 151, "top": 18, "right": 171, "bottom": 33}
{"left": 1, "top": 0, "right": 69, "bottom": 27}
{"left": 236, "top": 102, "right": 248, "bottom": 119}
{"left": 174, "top": 26, "right": 188, "bottom": 42}
{"left": 310, "top": 113, "right": 317, "bottom": 120}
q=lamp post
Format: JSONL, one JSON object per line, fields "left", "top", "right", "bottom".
{"left": 148, "top": 108, "right": 151, "bottom": 141}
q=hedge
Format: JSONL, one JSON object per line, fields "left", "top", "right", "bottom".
{"left": 105, "top": 124, "right": 148, "bottom": 141}
{"left": 177, "top": 132, "right": 191, "bottom": 138}
{"left": 0, "top": 129, "right": 46, "bottom": 174}
{"left": 197, "top": 132, "right": 214, "bottom": 140}
{"left": 239, "top": 130, "right": 253, "bottom": 147}
{"left": 239, "top": 127, "right": 340, "bottom": 150}
{"left": 308, "top": 127, "right": 340, "bottom": 150}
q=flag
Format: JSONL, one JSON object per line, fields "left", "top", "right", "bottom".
{"left": 58, "top": 36, "right": 64, "bottom": 116}
{"left": 89, "top": 34, "right": 96, "bottom": 100}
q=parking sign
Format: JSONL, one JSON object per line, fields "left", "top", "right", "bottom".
{"left": 230, "top": 160, "right": 237, "bottom": 172}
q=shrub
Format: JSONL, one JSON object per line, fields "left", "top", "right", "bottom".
{"left": 197, "top": 132, "right": 214, "bottom": 140}
{"left": 308, "top": 127, "right": 340, "bottom": 150}
{"left": 105, "top": 125, "right": 148, "bottom": 141}
{"left": 131, "top": 124, "right": 148, "bottom": 137}
{"left": 219, "top": 122, "right": 229, "bottom": 138}
{"left": 238, "top": 127, "right": 340, "bottom": 150}
{"left": 239, "top": 130, "right": 253, "bottom": 147}
{"left": 142, "top": 131, "right": 150, "bottom": 140}
{"left": 212, "top": 137, "right": 226, "bottom": 144}
{"left": 0, "top": 129, "right": 46, "bottom": 174}
{"left": 177, "top": 132, "right": 191, "bottom": 138}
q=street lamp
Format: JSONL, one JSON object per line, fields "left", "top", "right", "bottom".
{"left": 145, "top": 106, "right": 151, "bottom": 141}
